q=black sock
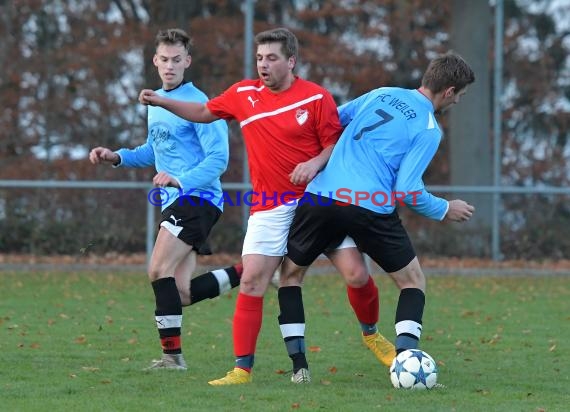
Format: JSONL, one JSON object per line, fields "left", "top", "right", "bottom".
{"left": 394, "top": 288, "right": 425, "bottom": 353}
{"left": 189, "top": 265, "right": 241, "bottom": 305}
{"left": 152, "top": 277, "right": 183, "bottom": 354}
{"left": 278, "top": 286, "right": 308, "bottom": 372}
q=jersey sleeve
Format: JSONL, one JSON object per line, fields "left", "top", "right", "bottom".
{"left": 206, "top": 82, "right": 241, "bottom": 121}
{"left": 315, "top": 90, "right": 343, "bottom": 148}
{"left": 115, "top": 140, "right": 155, "bottom": 168}
{"left": 394, "top": 128, "right": 449, "bottom": 220}
{"left": 175, "top": 119, "right": 229, "bottom": 192}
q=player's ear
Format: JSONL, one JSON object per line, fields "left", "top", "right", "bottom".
{"left": 152, "top": 54, "right": 159, "bottom": 67}
{"left": 444, "top": 86, "right": 455, "bottom": 98}
{"left": 288, "top": 56, "right": 296, "bottom": 70}
{"left": 185, "top": 54, "right": 192, "bottom": 68}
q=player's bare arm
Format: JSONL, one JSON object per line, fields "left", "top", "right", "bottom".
{"left": 89, "top": 147, "right": 120, "bottom": 165}
{"left": 289, "top": 144, "right": 335, "bottom": 185}
{"left": 139, "top": 89, "right": 219, "bottom": 123}
{"left": 444, "top": 199, "right": 475, "bottom": 222}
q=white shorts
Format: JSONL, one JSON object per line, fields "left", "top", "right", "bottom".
{"left": 242, "top": 204, "right": 297, "bottom": 256}
{"left": 242, "top": 204, "right": 357, "bottom": 257}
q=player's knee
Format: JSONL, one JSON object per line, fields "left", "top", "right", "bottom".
{"left": 147, "top": 263, "right": 169, "bottom": 282}
{"left": 280, "top": 259, "right": 306, "bottom": 286}
{"left": 342, "top": 265, "right": 369, "bottom": 288}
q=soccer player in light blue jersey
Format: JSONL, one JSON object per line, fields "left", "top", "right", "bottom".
{"left": 280, "top": 51, "right": 476, "bottom": 362}
{"left": 89, "top": 28, "right": 241, "bottom": 370}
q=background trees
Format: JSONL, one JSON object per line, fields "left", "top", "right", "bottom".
{"left": 0, "top": 0, "right": 568, "bottom": 259}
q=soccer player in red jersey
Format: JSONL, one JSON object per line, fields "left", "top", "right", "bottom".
{"left": 139, "top": 28, "right": 395, "bottom": 385}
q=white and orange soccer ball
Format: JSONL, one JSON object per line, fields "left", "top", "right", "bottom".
{"left": 389, "top": 349, "right": 439, "bottom": 389}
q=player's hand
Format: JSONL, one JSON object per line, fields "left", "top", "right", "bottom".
{"left": 289, "top": 159, "right": 321, "bottom": 185}
{"left": 444, "top": 199, "right": 475, "bottom": 222}
{"left": 139, "top": 89, "right": 159, "bottom": 106}
{"left": 89, "top": 147, "right": 120, "bottom": 165}
{"left": 153, "top": 171, "right": 180, "bottom": 188}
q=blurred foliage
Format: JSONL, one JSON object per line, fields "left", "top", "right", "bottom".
{"left": 0, "top": 0, "right": 568, "bottom": 258}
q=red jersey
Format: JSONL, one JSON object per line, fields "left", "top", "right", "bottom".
{"left": 207, "top": 77, "right": 342, "bottom": 213}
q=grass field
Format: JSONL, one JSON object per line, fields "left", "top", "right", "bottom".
{"left": 1, "top": 270, "right": 568, "bottom": 411}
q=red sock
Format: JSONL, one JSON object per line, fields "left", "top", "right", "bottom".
{"left": 233, "top": 293, "right": 263, "bottom": 358}
{"left": 346, "top": 276, "right": 379, "bottom": 326}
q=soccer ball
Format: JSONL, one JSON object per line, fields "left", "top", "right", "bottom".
{"left": 390, "top": 349, "right": 438, "bottom": 389}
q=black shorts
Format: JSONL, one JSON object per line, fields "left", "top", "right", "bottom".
{"left": 160, "top": 196, "right": 222, "bottom": 255}
{"left": 287, "top": 193, "right": 416, "bottom": 273}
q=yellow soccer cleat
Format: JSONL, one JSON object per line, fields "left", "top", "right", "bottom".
{"left": 362, "top": 331, "right": 396, "bottom": 368}
{"left": 208, "top": 367, "right": 252, "bottom": 386}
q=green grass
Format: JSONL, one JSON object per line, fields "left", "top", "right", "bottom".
{"left": 1, "top": 271, "right": 568, "bottom": 411}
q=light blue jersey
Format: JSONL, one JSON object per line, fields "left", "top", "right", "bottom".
{"left": 307, "top": 87, "right": 449, "bottom": 220}
{"left": 116, "top": 82, "right": 229, "bottom": 211}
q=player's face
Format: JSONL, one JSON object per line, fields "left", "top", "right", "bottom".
{"left": 153, "top": 43, "right": 191, "bottom": 90}
{"left": 256, "top": 42, "right": 295, "bottom": 92}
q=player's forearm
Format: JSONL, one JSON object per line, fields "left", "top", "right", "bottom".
{"left": 312, "top": 144, "right": 335, "bottom": 171}
{"left": 405, "top": 191, "right": 448, "bottom": 221}
{"left": 155, "top": 98, "right": 216, "bottom": 123}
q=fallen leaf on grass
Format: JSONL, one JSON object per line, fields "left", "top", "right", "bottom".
{"left": 308, "top": 346, "right": 321, "bottom": 352}
{"left": 328, "top": 366, "right": 337, "bottom": 374}
{"left": 549, "top": 344, "right": 556, "bottom": 352}
{"left": 82, "top": 367, "right": 100, "bottom": 372}
{"left": 291, "top": 402, "right": 300, "bottom": 409}
{"left": 75, "top": 335, "right": 87, "bottom": 344}
{"left": 275, "top": 369, "right": 286, "bottom": 375}
{"left": 320, "top": 380, "right": 331, "bottom": 385}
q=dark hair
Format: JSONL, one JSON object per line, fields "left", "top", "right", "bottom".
{"left": 254, "top": 27, "right": 299, "bottom": 63}
{"left": 155, "top": 28, "right": 192, "bottom": 54}
{"left": 421, "top": 51, "right": 475, "bottom": 93}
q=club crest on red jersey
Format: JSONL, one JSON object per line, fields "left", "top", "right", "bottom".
{"left": 296, "top": 108, "right": 308, "bottom": 125}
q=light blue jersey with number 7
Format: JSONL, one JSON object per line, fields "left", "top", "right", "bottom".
{"left": 306, "top": 87, "right": 449, "bottom": 220}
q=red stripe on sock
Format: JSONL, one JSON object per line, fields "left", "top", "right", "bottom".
{"left": 160, "top": 335, "right": 181, "bottom": 351}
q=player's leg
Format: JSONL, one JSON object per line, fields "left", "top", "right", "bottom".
{"left": 209, "top": 205, "right": 294, "bottom": 385}
{"left": 174, "top": 250, "right": 196, "bottom": 306}
{"left": 349, "top": 207, "right": 423, "bottom": 356}
{"left": 170, "top": 197, "right": 241, "bottom": 305}
{"left": 207, "top": 254, "right": 281, "bottom": 385}
{"left": 279, "top": 195, "right": 343, "bottom": 383}
{"left": 145, "top": 227, "right": 193, "bottom": 370}
{"left": 278, "top": 257, "right": 311, "bottom": 383}
{"left": 146, "top": 197, "right": 222, "bottom": 370}
{"left": 188, "top": 262, "right": 243, "bottom": 305}
{"left": 387, "top": 257, "right": 426, "bottom": 354}
{"left": 326, "top": 244, "right": 396, "bottom": 368}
